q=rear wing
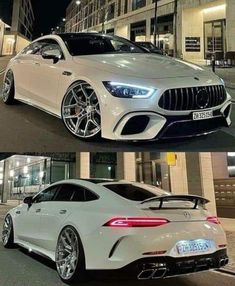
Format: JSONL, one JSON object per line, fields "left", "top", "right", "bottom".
{"left": 140, "top": 195, "right": 210, "bottom": 210}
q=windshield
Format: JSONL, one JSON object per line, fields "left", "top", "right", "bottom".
{"left": 60, "top": 34, "right": 145, "bottom": 56}
{"left": 103, "top": 183, "right": 166, "bottom": 202}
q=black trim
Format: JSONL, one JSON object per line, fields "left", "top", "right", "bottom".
{"left": 111, "top": 249, "right": 228, "bottom": 278}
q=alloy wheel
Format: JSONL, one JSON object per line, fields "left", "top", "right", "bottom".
{"left": 62, "top": 82, "right": 101, "bottom": 139}
{"left": 2, "top": 215, "right": 12, "bottom": 246}
{"left": 55, "top": 227, "right": 79, "bottom": 280}
{"left": 2, "top": 71, "right": 13, "bottom": 102}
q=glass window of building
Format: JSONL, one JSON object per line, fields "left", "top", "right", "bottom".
{"left": 90, "top": 153, "right": 117, "bottom": 179}
{"left": 132, "top": 0, "right": 146, "bottom": 11}
{"left": 107, "top": 3, "right": 115, "bottom": 21}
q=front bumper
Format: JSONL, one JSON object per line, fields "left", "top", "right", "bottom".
{"left": 107, "top": 249, "right": 229, "bottom": 280}
{"left": 108, "top": 101, "right": 232, "bottom": 141}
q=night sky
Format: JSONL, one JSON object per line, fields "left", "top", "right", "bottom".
{"left": 31, "top": 0, "right": 71, "bottom": 39}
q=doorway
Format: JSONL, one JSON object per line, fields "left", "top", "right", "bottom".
{"left": 204, "top": 19, "right": 226, "bottom": 58}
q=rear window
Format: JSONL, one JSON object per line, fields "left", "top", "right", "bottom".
{"left": 103, "top": 184, "right": 156, "bottom": 201}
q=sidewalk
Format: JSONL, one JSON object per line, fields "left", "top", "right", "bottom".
{"left": 189, "top": 60, "right": 235, "bottom": 91}
{"left": 214, "top": 68, "right": 235, "bottom": 90}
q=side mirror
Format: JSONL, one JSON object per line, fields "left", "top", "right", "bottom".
{"left": 23, "top": 196, "right": 33, "bottom": 207}
{"left": 41, "top": 49, "right": 62, "bottom": 64}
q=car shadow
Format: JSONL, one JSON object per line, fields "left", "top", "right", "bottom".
{"left": 17, "top": 246, "right": 190, "bottom": 286}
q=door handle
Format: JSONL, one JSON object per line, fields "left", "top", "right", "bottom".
{"left": 36, "top": 208, "right": 41, "bottom": 213}
{"left": 16, "top": 210, "right": 21, "bottom": 214}
{"left": 59, "top": 210, "right": 67, "bottom": 214}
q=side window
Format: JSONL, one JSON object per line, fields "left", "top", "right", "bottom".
{"left": 53, "top": 184, "right": 99, "bottom": 202}
{"left": 54, "top": 184, "right": 77, "bottom": 201}
{"left": 33, "top": 186, "right": 58, "bottom": 203}
{"left": 22, "top": 41, "right": 44, "bottom": 55}
{"left": 84, "top": 189, "right": 99, "bottom": 201}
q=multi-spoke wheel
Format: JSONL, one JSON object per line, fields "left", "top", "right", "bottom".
{"left": 55, "top": 226, "right": 86, "bottom": 284}
{"left": 62, "top": 81, "right": 101, "bottom": 140}
{"left": 2, "top": 214, "right": 14, "bottom": 248}
{"left": 2, "top": 70, "right": 15, "bottom": 105}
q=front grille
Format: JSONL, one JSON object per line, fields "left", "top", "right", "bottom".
{"left": 158, "top": 85, "right": 226, "bottom": 111}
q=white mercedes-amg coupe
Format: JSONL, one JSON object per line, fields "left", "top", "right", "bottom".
{"left": 2, "top": 179, "right": 228, "bottom": 284}
{"left": 2, "top": 33, "right": 232, "bottom": 141}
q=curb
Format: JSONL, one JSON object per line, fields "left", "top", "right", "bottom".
{"left": 217, "top": 267, "right": 235, "bottom": 276}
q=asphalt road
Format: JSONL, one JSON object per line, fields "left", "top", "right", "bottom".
{"left": 0, "top": 58, "right": 235, "bottom": 152}
{"left": 0, "top": 204, "right": 234, "bottom": 286}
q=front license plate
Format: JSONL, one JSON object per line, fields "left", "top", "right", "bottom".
{"left": 177, "top": 239, "right": 213, "bottom": 255}
{"left": 193, "top": 110, "right": 213, "bottom": 121}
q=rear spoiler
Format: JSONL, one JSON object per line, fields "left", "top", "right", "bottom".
{"left": 140, "top": 195, "right": 210, "bottom": 210}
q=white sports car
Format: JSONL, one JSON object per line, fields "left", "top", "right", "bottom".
{"left": 2, "top": 33, "right": 232, "bottom": 141}
{"left": 2, "top": 179, "right": 228, "bottom": 284}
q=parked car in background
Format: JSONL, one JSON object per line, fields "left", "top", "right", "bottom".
{"left": 2, "top": 179, "right": 229, "bottom": 284}
{"left": 135, "top": 41, "right": 164, "bottom": 55}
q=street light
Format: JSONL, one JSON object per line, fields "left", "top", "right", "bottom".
{"left": 76, "top": 0, "right": 81, "bottom": 5}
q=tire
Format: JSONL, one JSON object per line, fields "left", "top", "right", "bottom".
{"left": 2, "top": 70, "right": 16, "bottom": 105}
{"left": 61, "top": 81, "right": 101, "bottom": 141}
{"left": 55, "top": 226, "right": 86, "bottom": 284}
{"left": 2, "top": 214, "right": 14, "bottom": 248}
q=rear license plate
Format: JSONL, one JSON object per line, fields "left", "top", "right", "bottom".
{"left": 193, "top": 110, "right": 213, "bottom": 121}
{"left": 177, "top": 239, "right": 213, "bottom": 255}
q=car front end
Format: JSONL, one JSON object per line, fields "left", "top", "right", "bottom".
{"left": 96, "top": 74, "right": 232, "bottom": 141}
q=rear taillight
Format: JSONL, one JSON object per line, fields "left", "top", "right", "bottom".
{"left": 103, "top": 217, "right": 170, "bottom": 228}
{"left": 207, "top": 216, "right": 221, "bottom": 224}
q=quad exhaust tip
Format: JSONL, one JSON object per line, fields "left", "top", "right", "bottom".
{"left": 137, "top": 268, "right": 167, "bottom": 280}
{"left": 219, "top": 257, "right": 229, "bottom": 267}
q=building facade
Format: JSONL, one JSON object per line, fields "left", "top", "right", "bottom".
{"left": 65, "top": 0, "right": 235, "bottom": 62}
{"left": 0, "top": 0, "right": 34, "bottom": 55}
{"left": 1, "top": 152, "right": 235, "bottom": 218}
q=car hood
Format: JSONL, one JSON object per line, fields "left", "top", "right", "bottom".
{"left": 73, "top": 53, "right": 214, "bottom": 79}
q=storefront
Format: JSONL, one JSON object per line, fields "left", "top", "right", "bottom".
{"left": 0, "top": 154, "right": 76, "bottom": 200}
{"left": 66, "top": 0, "right": 235, "bottom": 63}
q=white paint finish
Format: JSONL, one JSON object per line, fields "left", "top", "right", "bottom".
{"left": 3, "top": 34, "right": 232, "bottom": 140}
{"left": 4, "top": 179, "right": 227, "bottom": 271}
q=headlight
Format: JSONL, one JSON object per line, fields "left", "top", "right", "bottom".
{"left": 220, "top": 78, "right": 225, "bottom": 85}
{"left": 103, "top": 81, "right": 155, "bottom": 99}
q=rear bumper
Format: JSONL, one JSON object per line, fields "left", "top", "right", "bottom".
{"left": 120, "top": 249, "right": 229, "bottom": 279}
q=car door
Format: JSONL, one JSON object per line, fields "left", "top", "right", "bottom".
{"left": 39, "top": 184, "right": 87, "bottom": 252}
{"left": 14, "top": 185, "right": 58, "bottom": 247}
{"left": 29, "top": 39, "right": 65, "bottom": 113}
{"left": 12, "top": 41, "right": 43, "bottom": 101}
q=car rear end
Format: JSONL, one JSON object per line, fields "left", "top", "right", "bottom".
{"left": 87, "top": 187, "right": 228, "bottom": 279}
